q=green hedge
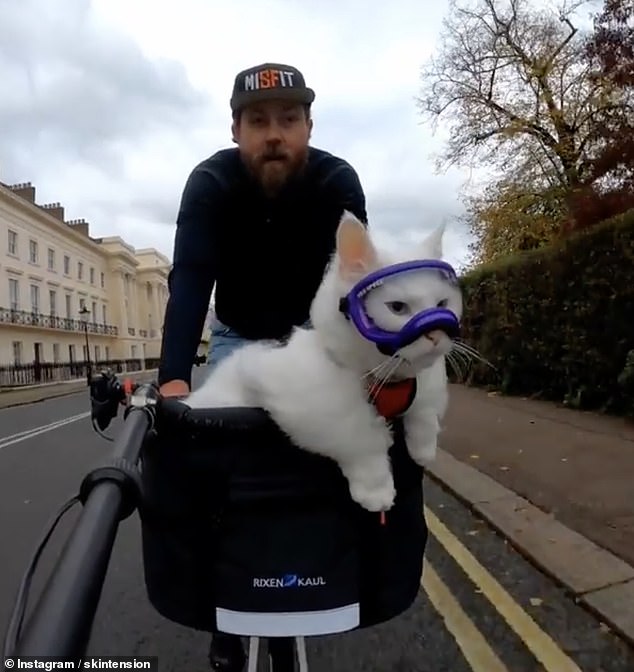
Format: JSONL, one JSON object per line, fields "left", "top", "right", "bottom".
{"left": 453, "top": 208, "right": 634, "bottom": 415}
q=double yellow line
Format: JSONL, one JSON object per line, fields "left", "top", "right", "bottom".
{"left": 422, "top": 506, "right": 584, "bottom": 672}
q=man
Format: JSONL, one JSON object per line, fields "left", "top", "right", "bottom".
{"left": 157, "top": 62, "right": 368, "bottom": 671}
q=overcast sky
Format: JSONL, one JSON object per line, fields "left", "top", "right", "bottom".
{"left": 0, "top": 0, "right": 484, "bottom": 271}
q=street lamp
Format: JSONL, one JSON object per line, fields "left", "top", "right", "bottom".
{"left": 79, "top": 305, "right": 92, "bottom": 385}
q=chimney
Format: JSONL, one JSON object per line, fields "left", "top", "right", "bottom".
{"left": 40, "top": 202, "right": 65, "bottom": 221}
{"left": 66, "top": 218, "right": 90, "bottom": 237}
{"left": 8, "top": 182, "right": 36, "bottom": 203}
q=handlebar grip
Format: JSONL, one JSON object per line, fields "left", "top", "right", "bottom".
{"left": 157, "top": 398, "right": 282, "bottom": 437}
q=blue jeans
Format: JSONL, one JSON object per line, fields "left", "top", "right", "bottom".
{"left": 207, "top": 318, "right": 312, "bottom": 371}
{"left": 207, "top": 320, "right": 252, "bottom": 371}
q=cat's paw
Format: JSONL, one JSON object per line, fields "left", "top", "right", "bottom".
{"left": 407, "top": 440, "right": 437, "bottom": 465}
{"left": 409, "top": 441, "right": 437, "bottom": 467}
{"left": 349, "top": 478, "right": 396, "bottom": 512}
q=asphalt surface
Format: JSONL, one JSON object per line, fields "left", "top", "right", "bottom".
{"left": 1, "top": 368, "right": 634, "bottom": 671}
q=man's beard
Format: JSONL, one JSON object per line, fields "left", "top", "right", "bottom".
{"left": 242, "top": 146, "right": 309, "bottom": 197}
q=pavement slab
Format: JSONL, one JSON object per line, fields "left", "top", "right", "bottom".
{"left": 426, "top": 452, "right": 634, "bottom": 645}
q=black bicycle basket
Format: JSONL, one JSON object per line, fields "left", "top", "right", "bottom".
{"left": 138, "top": 413, "right": 427, "bottom": 637}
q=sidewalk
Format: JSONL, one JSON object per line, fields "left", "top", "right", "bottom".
{"left": 0, "top": 368, "right": 158, "bottom": 410}
{"left": 426, "top": 383, "right": 634, "bottom": 646}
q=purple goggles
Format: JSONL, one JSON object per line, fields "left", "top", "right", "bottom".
{"left": 338, "top": 259, "right": 461, "bottom": 355}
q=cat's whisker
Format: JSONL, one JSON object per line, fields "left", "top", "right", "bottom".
{"left": 453, "top": 339, "right": 485, "bottom": 359}
{"left": 447, "top": 343, "right": 471, "bottom": 366}
{"left": 368, "top": 356, "right": 404, "bottom": 401}
{"left": 368, "top": 364, "right": 391, "bottom": 398}
{"left": 452, "top": 343, "right": 489, "bottom": 367}
{"left": 445, "top": 352, "right": 465, "bottom": 381}
{"left": 448, "top": 343, "right": 470, "bottom": 363}
{"left": 362, "top": 358, "right": 395, "bottom": 381}
{"left": 368, "top": 367, "right": 395, "bottom": 398}
{"left": 452, "top": 341, "right": 497, "bottom": 371}
{"left": 453, "top": 339, "right": 489, "bottom": 361}
{"left": 365, "top": 368, "right": 389, "bottom": 394}
{"left": 364, "top": 354, "right": 401, "bottom": 389}
{"left": 449, "top": 348, "right": 473, "bottom": 373}
{"left": 451, "top": 349, "right": 482, "bottom": 372}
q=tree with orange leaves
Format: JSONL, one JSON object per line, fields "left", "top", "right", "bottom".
{"left": 568, "top": 0, "right": 634, "bottom": 230}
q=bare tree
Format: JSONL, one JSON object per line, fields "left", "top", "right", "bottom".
{"left": 417, "top": 0, "right": 626, "bottom": 192}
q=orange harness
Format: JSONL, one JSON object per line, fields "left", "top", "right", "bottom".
{"left": 365, "top": 376, "right": 417, "bottom": 526}
{"left": 366, "top": 377, "right": 417, "bottom": 420}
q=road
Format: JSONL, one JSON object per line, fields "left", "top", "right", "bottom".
{"left": 1, "top": 368, "right": 633, "bottom": 672}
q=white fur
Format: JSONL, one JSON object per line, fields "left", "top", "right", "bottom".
{"left": 185, "top": 211, "right": 463, "bottom": 512}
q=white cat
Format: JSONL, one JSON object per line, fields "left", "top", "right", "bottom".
{"left": 185, "top": 211, "right": 463, "bottom": 513}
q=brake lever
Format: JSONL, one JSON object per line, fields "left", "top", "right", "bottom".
{"left": 89, "top": 371, "right": 125, "bottom": 431}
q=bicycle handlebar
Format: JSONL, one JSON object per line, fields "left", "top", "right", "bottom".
{"left": 6, "top": 380, "right": 157, "bottom": 658}
{"left": 91, "top": 367, "right": 281, "bottom": 436}
{"left": 5, "top": 369, "right": 288, "bottom": 659}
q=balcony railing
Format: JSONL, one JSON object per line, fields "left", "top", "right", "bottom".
{"left": 0, "top": 358, "right": 162, "bottom": 388}
{"left": 0, "top": 307, "right": 118, "bottom": 336}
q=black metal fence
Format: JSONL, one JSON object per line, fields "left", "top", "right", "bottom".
{"left": 0, "top": 358, "right": 162, "bottom": 388}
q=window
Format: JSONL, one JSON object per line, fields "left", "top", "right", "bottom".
{"left": 92, "top": 301, "right": 97, "bottom": 321}
{"left": 29, "top": 239, "right": 38, "bottom": 264}
{"left": 102, "top": 304, "right": 107, "bottom": 324}
{"left": 9, "top": 278, "right": 19, "bottom": 310}
{"left": 65, "top": 294, "right": 72, "bottom": 319}
{"left": 49, "top": 289, "right": 57, "bottom": 316}
{"left": 8, "top": 230, "right": 17, "bottom": 256}
{"left": 30, "top": 284, "right": 40, "bottom": 313}
{"left": 90, "top": 267, "right": 95, "bottom": 284}
{"left": 100, "top": 272, "right": 105, "bottom": 288}
{"left": 63, "top": 255, "right": 70, "bottom": 275}
{"left": 53, "top": 343, "right": 60, "bottom": 363}
{"left": 94, "top": 345, "right": 101, "bottom": 361}
{"left": 79, "top": 297, "right": 86, "bottom": 312}
{"left": 78, "top": 261, "right": 83, "bottom": 280}
{"left": 12, "top": 341, "right": 22, "bottom": 365}
{"left": 48, "top": 248, "right": 55, "bottom": 271}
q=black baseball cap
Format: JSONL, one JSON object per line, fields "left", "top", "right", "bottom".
{"left": 230, "top": 62, "right": 315, "bottom": 113}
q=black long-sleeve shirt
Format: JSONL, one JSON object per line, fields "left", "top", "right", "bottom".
{"left": 157, "top": 146, "right": 367, "bottom": 387}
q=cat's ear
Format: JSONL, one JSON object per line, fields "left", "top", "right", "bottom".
{"left": 420, "top": 221, "right": 445, "bottom": 259}
{"left": 336, "top": 210, "right": 377, "bottom": 280}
